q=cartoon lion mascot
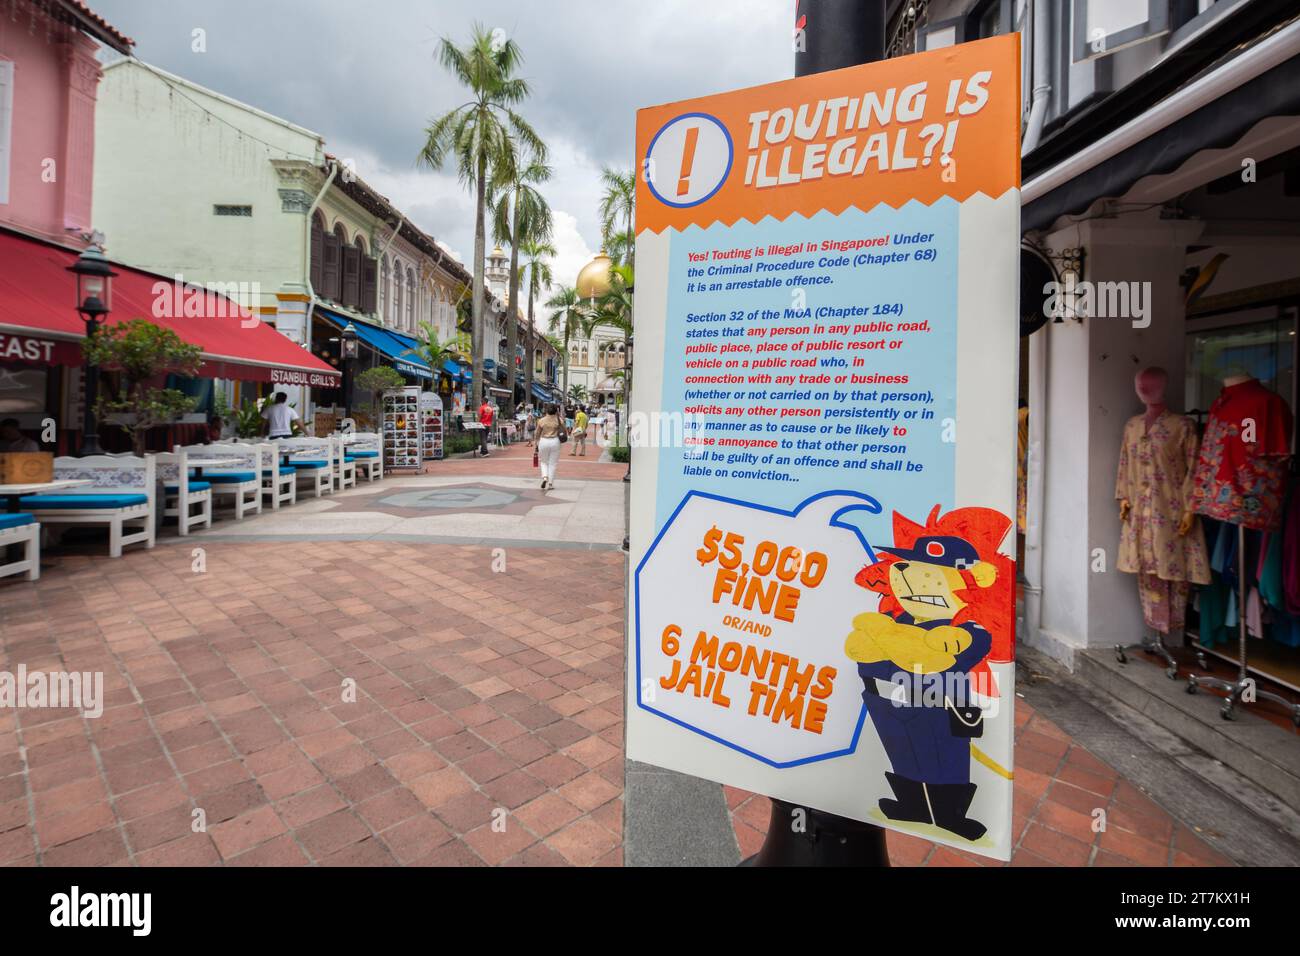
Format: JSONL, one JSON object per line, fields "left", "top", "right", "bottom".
{"left": 845, "top": 505, "right": 1014, "bottom": 841}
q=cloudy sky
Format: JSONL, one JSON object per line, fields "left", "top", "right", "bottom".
{"left": 92, "top": 0, "right": 794, "bottom": 293}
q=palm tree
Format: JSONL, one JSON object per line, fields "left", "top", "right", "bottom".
{"left": 402, "top": 322, "right": 465, "bottom": 419}
{"left": 545, "top": 285, "right": 590, "bottom": 404}
{"left": 418, "top": 24, "right": 543, "bottom": 408}
{"left": 521, "top": 237, "right": 555, "bottom": 403}
{"left": 490, "top": 141, "right": 552, "bottom": 419}
{"left": 599, "top": 167, "right": 636, "bottom": 268}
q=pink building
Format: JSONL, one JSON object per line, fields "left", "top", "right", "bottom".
{"left": 0, "top": 0, "right": 132, "bottom": 247}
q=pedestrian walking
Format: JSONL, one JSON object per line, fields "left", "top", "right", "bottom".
{"left": 477, "top": 397, "right": 496, "bottom": 456}
{"left": 524, "top": 405, "right": 537, "bottom": 446}
{"left": 570, "top": 405, "right": 589, "bottom": 457}
{"left": 534, "top": 403, "right": 567, "bottom": 491}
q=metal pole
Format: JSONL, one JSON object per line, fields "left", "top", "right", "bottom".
{"left": 78, "top": 317, "right": 103, "bottom": 457}
{"left": 794, "top": 0, "right": 886, "bottom": 76}
{"left": 746, "top": 0, "right": 891, "bottom": 869}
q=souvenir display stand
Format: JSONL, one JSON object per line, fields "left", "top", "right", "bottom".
{"left": 382, "top": 387, "right": 422, "bottom": 473}
{"left": 420, "top": 391, "right": 444, "bottom": 461}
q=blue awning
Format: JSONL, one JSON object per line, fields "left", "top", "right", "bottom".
{"left": 530, "top": 382, "right": 553, "bottom": 403}
{"left": 317, "top": 310, "right": 431, "bottom": 380}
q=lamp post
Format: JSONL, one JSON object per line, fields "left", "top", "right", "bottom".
{"left": 67, "top": 244, "right": 117, "bottom": 457}
{"left": 340, "top": 322, "right": 359, "bottom": 422}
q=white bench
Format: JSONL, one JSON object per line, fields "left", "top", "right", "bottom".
{"left": 19, "top": 455, "right": 155, "bottom": 558}
{"left": 274, "top": 437, "right": 335, "bottom": 498}
{"left": 155, "top": 448, "right": 212, "bottom": 536}
{"left": 178, "top": 443, "right": 263, "bottom": 521}
{"left": 0, "top": 513, "right": 39, "bottom": 581}
{"left": 237, "top": 441, "right": 296, "bottom": 509}
{"left": 343, "top": 432, "right": 384, "bottom": 483}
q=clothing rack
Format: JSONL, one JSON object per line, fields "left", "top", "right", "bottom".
{"left": 1187, "top": 513, "right": 1300, "bottom": 725}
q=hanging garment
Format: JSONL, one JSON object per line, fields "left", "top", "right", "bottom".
{"left": 1260, "top": 528, "right": 1285, "bottom": 611}
{"left": 1189, "top": 379, "right": 1294, "bottom": 531}
{"left": 1137, "top": 573, "right": 1190, "bottom": 636}
{"left": 1115, "top": 411, "right": 1210, "bottom": 584}
{"left": 1198, "top": 574, "right": 1232, "bottom": 648}
{"left": 1209, "top": 519, "right": 1230, "bottom": 574}
{"left": 1245, "top": 587, "right": 1263, "bottom": 638}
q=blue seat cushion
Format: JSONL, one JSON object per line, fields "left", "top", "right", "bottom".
{"left": 290, "top": 460, "right": 330, "bottom": 469}
{"left": 205, "top": 472, "right": 258, "bottom": 484}
{"left": 278, "top": 466, "right": 296, "bottom": 476}
{"left": 350, "top": 450, "right": 379, "bottom": 459}
{"left": 0, "top": 513, "right": 35, "bottom": 530}
{"left": 165, "top": 481, "right": 211, "bottom": 493}
{"left": 20, "top": 494, "right": 147, "bottom": 510}
{"left": 344, "top": 456, "right": 357, "bottom": 463}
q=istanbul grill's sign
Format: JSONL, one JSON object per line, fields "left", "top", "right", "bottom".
{"left": 269, "top": 367, "right": 342, "bottom": 387}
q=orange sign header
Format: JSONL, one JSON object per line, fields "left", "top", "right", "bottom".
{"left": 635, "top": 35, "right": 1021, "bottom": 235}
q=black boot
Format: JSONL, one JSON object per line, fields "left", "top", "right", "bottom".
{"left": 879, "top": 772, "right": 932, "bottom": 824}
{"left": 928, "top": 783, "right": 987, "bottom": 841}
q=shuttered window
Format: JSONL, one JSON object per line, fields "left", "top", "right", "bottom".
{"left": 310, "top": 215, "right": 324, "bottom": 293}
{"left": 322, "top": 233, "right": 341, "bottom": 301}
{"left": 361, "top": 257, "right": 378, "bottom": 314}
{"left": 342, "top": 245, "right": 361, "bottom": 309}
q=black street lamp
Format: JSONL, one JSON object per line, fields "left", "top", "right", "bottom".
{"left": 67, "top": 244, "right": 117, "bottom": 457}
{"left": 340, "top": 322, "right": 359, "bottom": 422}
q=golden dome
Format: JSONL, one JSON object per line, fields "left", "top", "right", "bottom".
{"left": 576, "top": 251, "right": 613, "bottom": 301}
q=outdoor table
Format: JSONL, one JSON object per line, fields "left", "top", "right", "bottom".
{"left": 185, "top": 457, "right": 244, "bottom": 473}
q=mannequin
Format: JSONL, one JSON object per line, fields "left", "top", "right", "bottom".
{"left": 1189, "top": 373, "right": 1293, "bottom": 531}
{"left": 1116, "top": 367, "right": 1210, "bottom": 647}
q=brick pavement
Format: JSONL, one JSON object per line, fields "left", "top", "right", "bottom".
{"left": 0, "top": 540, "right": 626, "bottom": 866}
{"left": 726, "top": 696, "right": 1235, "bottom": 867}
{"left": 431, "top": 439, "right": 628, "bottom": 481}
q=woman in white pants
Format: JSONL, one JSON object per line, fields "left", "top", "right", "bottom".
{"left": 535, "top": 404, "right": 565, "bottom": 490}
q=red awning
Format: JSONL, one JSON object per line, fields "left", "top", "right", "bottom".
{"left": 0, "top": 230, "right": 341, "bottom": 387}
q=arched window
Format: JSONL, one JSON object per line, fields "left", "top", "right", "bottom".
{"left": 309, "top": 212, "right": 325, "bottom": 292}
{"left": 406, "top": 268, "right": 416, "bottom": 330}
{"left": 570, "top": 345, "right": 579, "bottom": 366}
{"left": 392, "top": 260, "right": 403, "bottom": 326}
{"left": 379, "top": 256, "right": 389, "bottom": 319}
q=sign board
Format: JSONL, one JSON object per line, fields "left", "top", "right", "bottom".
{"left": 629, "top": 36, "right": 1021, "bottom": 860}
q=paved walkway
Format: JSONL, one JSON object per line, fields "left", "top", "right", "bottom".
{"left": 726, "top": 696, "right": 1233, "bottom": 866}
{"left": 1, "top": 540, "right": 625, "bottom": 866}
{"left": 0, "top": 443, "right": 1245, "bottom": 866}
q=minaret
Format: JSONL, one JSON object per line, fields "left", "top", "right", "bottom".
{"left": 486, "top": 246, "right": 510, "bottom": 301}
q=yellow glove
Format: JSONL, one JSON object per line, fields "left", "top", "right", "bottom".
{"left": 845, "top": 614, "right": 963, "bottom": 673}
{"left": 923, "top": 626, "right": 972, "bottom": 657}
{"left": 844, "top": 612, "right": 895, "bottom": 663}
{"left": 874, "top": 625, "right": 959, "bottom": 674}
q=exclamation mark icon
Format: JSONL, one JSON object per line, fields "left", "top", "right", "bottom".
{"left": 677, "top": 126, "right": 700, "bottom": 198}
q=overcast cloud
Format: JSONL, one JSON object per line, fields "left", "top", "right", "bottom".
{"left": 91, "top": 0, "right": 793, "bottom": 296}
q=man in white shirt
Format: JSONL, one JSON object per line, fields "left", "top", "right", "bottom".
{"left": 261, "top": 393, "right": 300, "bottom": 439}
